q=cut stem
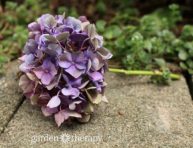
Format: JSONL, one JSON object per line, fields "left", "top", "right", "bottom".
{"left": 109, "top": 68, "right": 181, "bottom": 80}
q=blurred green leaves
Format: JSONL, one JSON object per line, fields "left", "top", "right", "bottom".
{"left": 96, "top": 4, "right": 193, "bottom": 83}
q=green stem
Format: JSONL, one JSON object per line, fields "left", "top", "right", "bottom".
{"left": 109, "top": 68, "right": 181, "bottom": 80}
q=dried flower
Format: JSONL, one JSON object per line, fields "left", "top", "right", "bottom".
{"left": 19, "top": 13, "right": 112, "bottom": 127}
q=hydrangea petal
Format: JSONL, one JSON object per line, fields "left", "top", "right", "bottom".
{"left": 97, "top": 47, "right": 113, "bottom": 60}
{"left": 47, "top": 96, "right": 61, "bottom": 108}
{"left": 89, "top": 72, "right": 103, "bottom": 81}
{"left": 41, "top": 73, "right": 53, "bottom": 85}
{"left": 41, "top": 106, "right": 58, "bottom": 117}
{"left": 69, "top": 101, "right": 82, "bottom": 110}
{"left": 65, "top": 65, "right": 83, "bottom": 78}
{"left": 62, "top": 87, "right": 80, "bottom": 98}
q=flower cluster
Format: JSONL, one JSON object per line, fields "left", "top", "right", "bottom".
{"left": 19, "top": 13, "right": 112, "bottom": 126}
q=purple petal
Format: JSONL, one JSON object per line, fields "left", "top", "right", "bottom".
{"left": 23, "top": 39, "right": 38, "bottom": 54}
{"left": 69, "top": 33, "right": 89, "bottom": 49}
{"left": 49, "top": 62, "right": 58, "bottom": 76}
{"left": 54, "top": 110, "right": 67, "bottom": 127}
{"left": 65, "top": 17, "right": 81, "bottom": 31}
{"left": 55, "top": 109, "right": 82, "bottom": 126}
{"left": 46, "top": 43, "right": 62, "bottom": 56}
{"left": 19, "top": 75, "right": 34, "bottom": 94}
{"left": 41, "top": 106, "right": 58, "bottom": 117}
{"left": 75, "top": 63, "right": 85, "bottom": 70}
{"left": 41, "top": 60, "right": 57, "bottom": 77}
{"left": 33, "top": 67, "right": 44, "bottom": 79}
{"left": 28, "top": 22, "right": 40, "bottom": 31}
{"left": 89, "top": 72, "right": 103, "bottom": 81}
{"left": 58, "top": 54, "right": 72, "bottom": 68}
{"left": 69, "top": 101, "right": 82, "bottom": 110}
{"left": 59, "top": 61, "right": 72, "bottom": 68}
{"left": 55, "top": 15, "right": 65, "bottom": 24}
{"left": 47, "top": 96, "right": 61, "bottom": 108}
{"left": 65, "top": 65, "right": 84, "bottom": 78}
{"left": 58, "top": 53, "right": 72, "bottom": 68}
{"left": 62, "top": 87, "right": 80, "bottom": 98}
{"left": 78, "top": 16, "right": 88, "bottom": 22}
{"left": 46, "top": 76, "right": 59, "bottom": 90}
{"left": 19, "top": 63, "right": 32, "bottom": 72}
{"left": 41, "top": 73, "right": 53, "bottom": 85}
{"left": 38, "top": 14, "right": 57, "bottom": 28}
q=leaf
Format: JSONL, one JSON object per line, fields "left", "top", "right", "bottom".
{"left": 104, "top": 25, "right": 122, "bottom": 39}
{"left": 178, "top": 50, "right": 188, "bottom": 60}
{"left": 96, "top": 20, "right": 106, "bottom": 32}
{"left": 0, "top": 56, "right": 9, "bottom": 63}
{"left": 180, "top": 62, "right": 187, "bottom": 70}
{"left": 154, "top": 58, "right": 166, "bottom": 67}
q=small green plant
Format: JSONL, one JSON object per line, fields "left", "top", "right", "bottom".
{"left": 97, "top": 4, "right": 192, "bottom": 84}
{"left": 0, "top": 0, "right": 51, "bottom": 74}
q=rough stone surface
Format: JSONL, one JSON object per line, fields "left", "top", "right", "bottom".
{"left": 0, "top": 61, "right": 23, "bottom": 133}
{"left": 0, "top": 62, "right": 193, "bottom": 148}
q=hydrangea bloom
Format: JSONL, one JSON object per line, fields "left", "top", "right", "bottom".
{"left": 19, "top": 13, "right": 112, "bottom": 127}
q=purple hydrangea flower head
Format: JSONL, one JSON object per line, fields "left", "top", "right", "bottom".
{"left": 19, "top": 13, "right": 112, "bottom": 127}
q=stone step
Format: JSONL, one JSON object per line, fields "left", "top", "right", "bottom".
{"left": 0, "top": 61, "right": 23, "bottom": 133}
{"left": 0, "top": 61, "right": 193, "bottom": 147}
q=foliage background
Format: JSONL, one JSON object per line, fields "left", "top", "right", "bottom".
{"left": 0, "top": 0, "right": 193, "bottom": 85}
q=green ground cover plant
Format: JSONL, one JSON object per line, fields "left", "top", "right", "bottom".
{"left": 0, "top": 1, "right": 192, "bottom": 85}
{"left": 96, "top": 4, "right": 193, "bottom": 84}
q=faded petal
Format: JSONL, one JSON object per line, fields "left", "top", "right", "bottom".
{"left": 65, "top": 17, "right": 82, "bottom": 31}
{"left": 65, "top": 65, "right": 84, "bottom": 78}
{"left": 33, "top": 67, "right": 44, "bottom": 79}
{"left": 69, "top": 100, "right": 82, "bottom": 110}
{"left": 97, "top": 47, "right": 113, "bottom": 60}
{"left": 28, "top": 22, "right": 40, "bottom": 31}
{"left": 38, "top": 14, "right": 57, "bottom": 28}
{"left": 19, "top": 75, "right": 34, "bottom": 94}
{"left": 55, "top": 109, "right": 82, "bottom": 127}
{"left": 47, "top": 96, "right": 61, "bottom": 108}
{"left": 54, "top": 110, "right": 67, "bottom": 127}
{"left": 89, "top": 72, "right": 103, "bottom": 81}
{"left": 62, "top": 87, "right": 80, "bottom": 99}
{"left": 41, "top": 106, "right": 58, "bottom": 117}
{"left": 41, "top": 73, "right": 53, "bottom": 85}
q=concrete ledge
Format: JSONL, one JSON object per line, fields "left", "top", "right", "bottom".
{"left": 0, "top": 61, "right": 23, "bottom": 133}
{"left": 0, "top": 62, "right": 193, "bottom": 147}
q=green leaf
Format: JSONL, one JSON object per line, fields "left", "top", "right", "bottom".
{"left": 104, "top": 25, "right": 122, "bottom": 39}
{"left": 180, "top": 62, "right": 188, "bottom": 69}
{"left": 96, "top": 20, "right": 106, "bottom": 32}
{"left": 178, "top": 50, "right": 188, "bottom": 60}
{"left": 0, "top": 56, "right": 9, "bottom": 63}
{"left": 155, "top": 58, "right": 166, "bottom": 67}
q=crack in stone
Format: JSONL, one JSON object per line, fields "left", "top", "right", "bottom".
{"left": 0, "top": 97, "right": 26, "bottom": 135}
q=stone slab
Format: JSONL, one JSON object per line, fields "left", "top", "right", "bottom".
{"left": 0, "top": 63, "right": 193, "bottom": 147}
{"left": 0, "top": 61, "right": 23, "bottom": 133}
